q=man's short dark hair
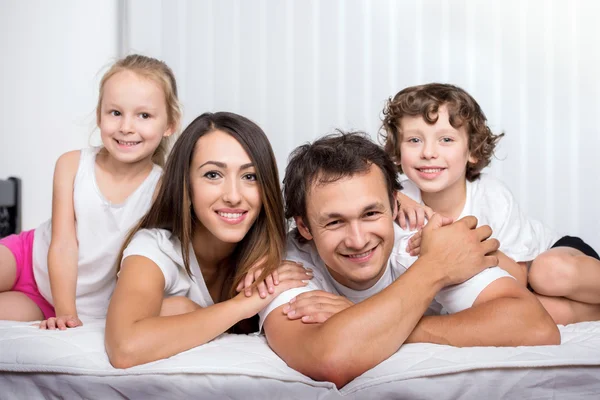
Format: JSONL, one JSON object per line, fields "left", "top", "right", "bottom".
{"left": 283, "top": 131, "right": 401, "bottom": 241}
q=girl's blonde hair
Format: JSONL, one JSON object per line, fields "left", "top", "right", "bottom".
{"left": 96, "top": 54, "right": 182, "bottom": 166}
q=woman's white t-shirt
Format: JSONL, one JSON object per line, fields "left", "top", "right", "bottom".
{"left": 122, "top": 228, "right": 215, "bottom": 308}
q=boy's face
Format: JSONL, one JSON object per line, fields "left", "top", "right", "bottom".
{"left": 398, "top": 104, "right": 476, "bottom": 195}
{"left": 294, "top": 165, "right": 397, "bottom": 290}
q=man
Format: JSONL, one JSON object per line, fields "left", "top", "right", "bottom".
{"left": 260, "top": 132, "right": 559, "bottom": 388}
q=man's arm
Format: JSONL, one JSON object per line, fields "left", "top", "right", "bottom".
{"left": 405, "top": 277, "right": 560, "bottom": 346}
{"left": 264, "top": 260, "right": 443, "bottom": 388}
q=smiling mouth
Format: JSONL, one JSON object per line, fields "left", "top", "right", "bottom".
{"left": 343, "top": 245, "right": 378, "bottom": 261}
{"left": 217, "top": 211, "right": 245, "bottom": 219}
{"left": 416, "top": 167, "right": 445, "bottom": 173}
{"left": 115, "top": 139, "right": 141, "bottom": 146}
{"left": 215, "top": 210, "right": 248, "bottom": 225}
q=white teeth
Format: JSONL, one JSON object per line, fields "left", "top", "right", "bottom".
{"left": 419, "top": 168, "right": 443, "bottom": 173}
{"left": 347, "top": 249, "right": 372, "bottom": 258}
{"left": 218, "top": 212, "right": 243, "bottom": 219}
{"left": 117, "top": 140, "right": 140, "bottom": 146}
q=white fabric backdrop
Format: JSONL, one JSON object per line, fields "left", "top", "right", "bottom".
{"left": 121, "top": 0, "right": 600, "bottom": 251}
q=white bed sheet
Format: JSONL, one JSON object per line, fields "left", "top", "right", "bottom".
{"left": 1, "top": 319, "right": 599, "bottom": 399}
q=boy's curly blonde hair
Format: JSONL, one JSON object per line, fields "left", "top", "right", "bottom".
{"left": 380, "top": 83, "right": 503, "bottom": 181}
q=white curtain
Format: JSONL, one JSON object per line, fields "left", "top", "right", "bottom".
{"left": 121, "top": 0, "right": 600, "bottom": 250}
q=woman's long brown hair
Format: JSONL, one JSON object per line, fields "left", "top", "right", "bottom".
{"left": 116, "top": 112, "right": 286, "bottom": 331}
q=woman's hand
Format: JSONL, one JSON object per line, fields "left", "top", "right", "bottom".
{"left": 236, "top": 258, "right": 313, "bottom": 299}
{"left": 39, "top": 315, "right": 83, "bottom": 330}
{"left": 281, "top": 290, "right": 353, "bottom": 323}
{"left": 234, "top": 260, "right": 313, "bottom": 319}
{"left": 159, "top": 296, "right": 201, "bottom": 317}
{"left": 396, "top": 192, "right": 434, "bottom": 230}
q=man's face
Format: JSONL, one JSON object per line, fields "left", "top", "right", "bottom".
{"left": 296, "top": 165, "right": 397, "bottom": 290}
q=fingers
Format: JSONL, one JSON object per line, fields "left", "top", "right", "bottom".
{"left": 481, "top": 237, "right": 500, "bottom": 257}
{"left": 458, "top": 215, "right": 478, "bottom": 229}
{"left": 484, "top": 252, "right": 500, "bottom": 268}
{"left": 423, "top": 205, "right": 435, "bottom": 220}
{"left": 282, "top": 293, "right": 352, "bottom": 323}
{"left": 407, "top": 211, "right": 417, "bottom": 231}
{"left": 38, "top": 320, "right": 47, "bottom": 329}
{"left": 398, "top": 211, "right": 407, "bottom": 230}
{"left": 244, "top": 269, "right": 256, "bottom": 297}
{"left": 265, "top": 274, "right": 275, "bottom": 294}
{"left": 415, "top": 208, "right": 425, "bottom": 230}
{"left": 474, "top": 224, "right": 493, "bottom": 242}
{"left": 56, "top": 318, "right": 67, "bottom": 330}
{"left": 272, "top": 269, "right": 279, "bottom": 285}
{"left": 66, "top": 317, "right": 83, "bottom": 328}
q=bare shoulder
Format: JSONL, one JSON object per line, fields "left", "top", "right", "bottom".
{"left": 54, "top": 150, "right": 81, "bottom": 177}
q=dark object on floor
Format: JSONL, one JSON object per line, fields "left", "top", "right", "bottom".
{"left": 0, "top": 177, "right": 21, "bottom": 238}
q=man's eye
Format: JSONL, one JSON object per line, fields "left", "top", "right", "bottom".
{"left": 364, "top": 211, "right": 380, "bottom": 218}
{"left": 326, "top": 220, "right": 340, "bottom": 227}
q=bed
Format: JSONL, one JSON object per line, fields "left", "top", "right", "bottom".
{"left": 1, "top": 319, "right": 599, "bottom": 399}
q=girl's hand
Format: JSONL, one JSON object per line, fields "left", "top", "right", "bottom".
{"left": 281, "top": 290, "right": 353, "bottom": 324}
{"left": 406, "top": 230, "right": 422, "bottom": 256}
{"left": 39, "top": 315, "right": 83, "bottom": 330}
{"left": 235, "top": 260, "right": 313, "bottom": 319}
{"left": 160, "top": 296, "right": 201, "bottom": 317}
{"left": 396, "top": 192, "right": 434, "bottom": 230}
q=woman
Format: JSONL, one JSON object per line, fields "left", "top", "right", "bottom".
{"left": 105, "top": 112, "right": 311, "bottom": 368}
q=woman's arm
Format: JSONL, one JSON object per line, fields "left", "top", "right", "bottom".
{"left": 105, "top": 256, "right": 309, "bottom": 368}
{"left": 44, "top": 151, "right": 81, "bottom": 329}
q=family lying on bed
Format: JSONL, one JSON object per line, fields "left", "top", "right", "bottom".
{"left": 1, "top": 54, "right": 599, "bottom": 388}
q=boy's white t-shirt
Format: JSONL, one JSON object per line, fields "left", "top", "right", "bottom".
{"left": 121, "top": 228, "right": 215, "bottom": 308}
{"left": 399, "top": 173, "right": 561, "bottom": 262}
{"left": 258, "top": 224, "right": 510, "bottom": 329}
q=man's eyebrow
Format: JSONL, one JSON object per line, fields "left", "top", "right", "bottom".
{"left": 317, "top": 202, "right": 386, "bottom": 223}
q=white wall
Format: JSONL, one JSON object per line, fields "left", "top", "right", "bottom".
{"left": 0, "top": 0, "right": 119, "bottom": 229}
{"left": 2, "top": 0, "right": 598, "bottom": 252}
{"left": 123, "top": 0, "right": 600, "bottom": 251}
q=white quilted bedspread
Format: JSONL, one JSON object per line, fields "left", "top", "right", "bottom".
{"left": 1, "top": 319, "right": 599, "bottom": 399}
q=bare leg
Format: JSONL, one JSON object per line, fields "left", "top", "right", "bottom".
{"left": 529, "top": 247, "right": 600, "bottom": 304}
{"left": 0, "top": 244, "right": 18, "bottom": 292}
{"left": 0, "top": 244, "right": 44, "bottom": 321}
{"left": 535, "top": 294, "right": 600, "bottom": 325}
{"left": 0, "top": 291, "right": 43, "bottom": 321}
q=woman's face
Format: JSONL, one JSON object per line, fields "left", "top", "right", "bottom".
{"left": 190, "top": 130, "right": 262, "bottom": 243}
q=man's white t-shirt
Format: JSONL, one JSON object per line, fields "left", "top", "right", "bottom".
{"left": 258, "top": 224, "right": 510, "bottom": 329}
{"left": 121, "top": 229, "right": 215, "bottom": 308}
{"left": 400, "top": 174, "right": 560, "bottom": 262}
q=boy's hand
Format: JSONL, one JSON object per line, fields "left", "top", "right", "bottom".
{"left": 396, "top": 192, "right": 434, "bottom": 230}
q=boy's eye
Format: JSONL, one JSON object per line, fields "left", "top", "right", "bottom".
{"left": 204, "top": 171, "right": 221, "bottom": 180}
{"left": 441, "top": 137, "right": 454, "bottom": 143}
{"left": 110, "top": 110, "right": 121, "bottom": 116}
{"left": 242, "top": 173, "right": 257, "bottom": 181}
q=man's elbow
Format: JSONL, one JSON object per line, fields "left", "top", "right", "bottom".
{"left": 105, "top": 338, "right": 140, "bottom": 369}
{"left": 310, "top": 350, "right": 365, "bottom": 389}
{"left": 531, "top": 317, "right": 561, "bottom": 346}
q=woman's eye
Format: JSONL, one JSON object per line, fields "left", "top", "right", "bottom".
{"left": 204, "top": 171, "right": 221, "bottom": 180}
{"left": 243, "top": 173, "right": 257, "bottom": 181}
{"left": 110, "top": 110, "right": 121, "bottom": 116}
{"left": 140, "top": 113, "right": 150, "bottom": 119}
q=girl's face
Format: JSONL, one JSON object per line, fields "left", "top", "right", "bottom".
{"left": 190, "top": 130, "right": 262, "bottom": 244}
{"left": 99, "top": 70, "right": 173, "bottom": 164}
{"left": 399, "top": 104, "right": 476, "bottom": 196}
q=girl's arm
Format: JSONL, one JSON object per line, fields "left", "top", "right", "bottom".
{"left": 105, "top": 256, "right": 310, "bottom": 369}
{"left": 45, "top": 151, "right": 81, "bottom": 329}
{"left": 396, "top": 191, "right": 435, "bottom": 230}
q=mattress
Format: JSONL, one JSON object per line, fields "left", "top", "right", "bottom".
{"left": 1, "top": 319, "right": 599, "bottom": 399}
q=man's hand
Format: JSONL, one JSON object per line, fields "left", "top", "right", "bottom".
{"left": 419, "top": 214, "right": 500, "bottom": 287}
{"left": 282, "top": 291, "right": 354, "bottom": 323}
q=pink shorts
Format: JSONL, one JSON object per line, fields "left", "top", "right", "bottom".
{"left": 0, "top": 230, "right": 55, "bottom": 319}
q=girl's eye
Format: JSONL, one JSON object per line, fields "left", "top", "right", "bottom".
{"left": 441, "top": 137, "right": 454, "bottom": 143}
{"left": 243, "top": 173, "right": 257, "bottom": 181}
{"left": 110, "top": 110, "right": 121, "bottom": 116}
{"left": 204, "top": 171, "right": 221, "bottom": 180}
{"left": 407, "top": 137, "right": 420, "bottom": 143}
{"left": 140, "top": 113, "right": 150, "bottom": 119}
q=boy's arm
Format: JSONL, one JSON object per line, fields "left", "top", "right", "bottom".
{"left": 46, "top": 150, "right": 81, "bottom": 328}
{"left": 405, "top": 277, "right": 560, "bottom": 346}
